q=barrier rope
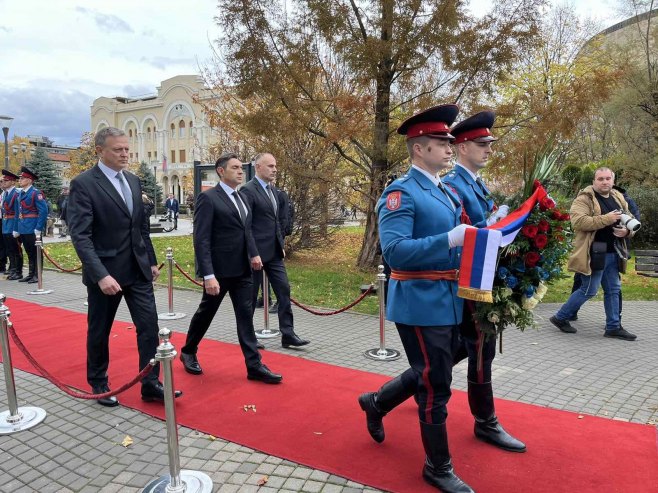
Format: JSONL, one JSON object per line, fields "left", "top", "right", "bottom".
{"left": 157, "top": 262, "right": 165, "bottom": 271}
{"left": 7, "top": 323, "right": 154, "bottom": 399}
{"left": 174, "top": 262, "right": 203, "bottom": 287}
{"left": 42, "top": 248, "right": 82, "bottom": 273}
{"left": 290, "top": 285, "right": 374, "bottom": 316}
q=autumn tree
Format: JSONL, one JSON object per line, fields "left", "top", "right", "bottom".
{"left": 136, "top": 161, "right": 163, "bottom": 205}
{"left": 67, "top": 132, "right": 97, "bottom": 180}
{"left": 210, "top": 0, "right": 542, "bottom": 268}
{"left": 489, "top": 4, "right": 622, "bottom": 194}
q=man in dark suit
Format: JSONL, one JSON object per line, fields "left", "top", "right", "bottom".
{"left": 68, "top": 127, "right": 182, "bottom": 407}
{"left": 180, "top": 153, "right": 282, "bottom": 383}
{"left": 241, "top": 153, "right": 310, "bottom": 349}
{"left": 164, "top": 193, "right": 179, "bottom": 230}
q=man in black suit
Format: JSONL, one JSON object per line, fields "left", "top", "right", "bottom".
{"left": 68, "top": 127, "right": 182, "bottom": 407}
{"left": 164, "top": 193, "right": 179, "bottom": 230}
{"left": 241, "top": 153, "right": 310, "bottom": 349}
{"left": 180, "top": 153, "right": 282, "bottom": 383}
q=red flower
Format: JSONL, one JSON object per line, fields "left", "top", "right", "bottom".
{"left": 551, "top": 209, "right": 562, "bottom": 220}
{"left": 537, "top": 219, "right": 550, "bottom": 232}
{"left": 561, "top": 213, "right": 570, "bottom": 221}
{"left": 522, "top": 224, "right": 538, "bottom": 239}
{"left": 555, "top": 225, "right": 563, "bottom": 232}
{"left": 539, "top": 196, "right": 556, "bottom": 211}
{"left": 525, "top": 251, "right": 541, "bottom": 267}
{"left": 534, "top": 234, "right": 549, "bottom": 249}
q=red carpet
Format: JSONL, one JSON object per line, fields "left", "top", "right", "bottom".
{"left": 3, "top": 298, "right": 658, "bottom": 492}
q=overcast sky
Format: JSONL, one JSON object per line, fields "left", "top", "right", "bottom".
{"left": 1, "top": 0, "right": 624, "bottom": 147}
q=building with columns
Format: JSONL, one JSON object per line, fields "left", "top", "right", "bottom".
{"left": 90, "top": 75, "right": 218, "bottom": 203}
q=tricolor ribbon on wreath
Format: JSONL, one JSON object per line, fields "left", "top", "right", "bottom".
{"left": 457, "top": 182, "right": 550, "bottom": 303}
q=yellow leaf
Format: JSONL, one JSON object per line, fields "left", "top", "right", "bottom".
{"left": 207, "top": 435, "right": 216, "bottom": 441}
{"left": 256, "top": 476, "right": 268, "bottom": 486}
{"left": 121, "top": 435, "right": 133, "bottom": 447}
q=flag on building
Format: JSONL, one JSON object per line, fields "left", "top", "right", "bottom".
{"left": 162, "top": 156, "right": 168, "bottom": 173}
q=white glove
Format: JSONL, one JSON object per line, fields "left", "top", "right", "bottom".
{"left": 34, "top": 229, "right": 41, "bottom": 236}
{"left": 12, "top": 231, "right": 19, "bottom": 238}
{"left": 486, "top": 205, "right": 510, "bottom": 226}
{"left": 448, "top": 224, "right": 476, "bottom": 248}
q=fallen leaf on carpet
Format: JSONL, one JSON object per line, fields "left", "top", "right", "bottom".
{"left": 313, "top": 432, "right": 323, "bottom": 435}
{"left": 577, "top": 415, "right": 584, "bottom": 419}
{"left": 256, "top": 476, "right": 268, "bottom": 486}
{"left": 121, "top": 436, "right": 133, "bottom": 447}
{"left": 207, "top": 435, "right": 216, "bottom": 441}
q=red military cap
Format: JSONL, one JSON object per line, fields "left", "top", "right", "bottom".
{"left": 451, "top": 110, "right": 498, "bottom": 145}
{"left": 397, "top": 104, "right": 459, "bottom": 141}
{"left": 1, "top": 169, "right": 19, "bottom": 181}
{"left": 20, "top": 166, "right": 38, "bottom": 181}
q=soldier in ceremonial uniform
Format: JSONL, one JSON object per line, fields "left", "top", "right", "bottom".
{"left": 14, "top": 167, "right": 48, "bottom": 284}
{"left": 443, "top": 111, "right": 525, "bottom": 452}
{"left": 358, "top": 104, "right": 476, "bottom": 492}
{"left": 1, "top": 170, "right": 24, "bottom": 280}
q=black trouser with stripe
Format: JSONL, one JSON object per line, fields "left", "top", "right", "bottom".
{"left": 396, "top": 323, "right": 461, "bottom": 424}
{"left": 19, "top": 233, "right": 37, "bottom": 277}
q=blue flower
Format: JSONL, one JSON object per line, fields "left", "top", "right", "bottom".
{"left": 506, "top": 275, "right": 519, "bottom": 289}
{"left": 536, "top": 268, "right": 549, "bottom": 280}
{"left": 511, "top": 259, "right": 526, "bottom": 273}
{"left": 497, "top": 266, "right": 509, "bottom": 279}
{"left": 524, "top": 285, "right": 536, "bottom": 297}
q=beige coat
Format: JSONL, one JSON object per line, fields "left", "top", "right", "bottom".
{"left": 567, "top": 186, "right": 635, "bottom": 276}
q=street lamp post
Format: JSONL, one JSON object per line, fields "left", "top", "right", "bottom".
{"left": 0, "top": 115, "right": 13, "bottom": 170}
{"left": 20, "top": 143, "right": 27, "bottom": 165}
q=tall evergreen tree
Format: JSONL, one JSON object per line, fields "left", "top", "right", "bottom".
{"left": 27, "top": 147, "right": 63, "bottom": 206}
{"left": 136, "top": 161, "right": 163, "bottom": 205}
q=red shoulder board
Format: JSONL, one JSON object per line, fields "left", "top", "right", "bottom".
{"left": 386, "top": 191, "right": 401, "bottom": 211}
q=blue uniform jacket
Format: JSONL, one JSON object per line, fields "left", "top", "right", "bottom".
{"left": 15, "top": 186, "right": 48, "bottom": 234}
{"left": 378, "top": 166, "right": 464, "bottom": 327}
{"left": 1, "top": 188, "right": 20, "bottom": 234}
{"left": 443, "top": 165, "right": 493, "bottom": 227}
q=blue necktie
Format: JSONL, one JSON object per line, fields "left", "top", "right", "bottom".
{"left": 116, "top": 173, "right": 134, "bottom": 214}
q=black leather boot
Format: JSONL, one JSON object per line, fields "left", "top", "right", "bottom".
{"left": 357, "top": 370, "right": 416, "bottom": 443}
{"left": 420, "top": 421, "right": 475, "bottom": 493}
{"left": 468, "top": 381, "right": 526, "bottom": 452}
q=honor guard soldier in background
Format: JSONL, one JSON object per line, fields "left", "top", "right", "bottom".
{"left": 14, "top": 167, "right": 48, "bottom": 284}
{"left": 359, "top": 104, "right": 476, "bottom": 492}
{"left": 1, "top": 170, "right": 23, "bottom": 280}
{"left": 443, "top": 111, "right": 525, "bottom": 452}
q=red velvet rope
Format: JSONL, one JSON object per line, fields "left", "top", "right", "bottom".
{"left": 174, "top": 262, "right": 203, "bottom": 286}
{"left": 42, "top": 248, "right": 82, "bottom": 273}
{"left": 290, "top": 285, "right": 374, "bottom": 316}
{"left": 7, "top": 322, "right": 154, "bottom": 399}
{"left": 157, "top": 262, "right": 165, "bottom": 271}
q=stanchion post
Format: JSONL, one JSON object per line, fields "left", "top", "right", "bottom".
{"left": 255, "top": 270, "right": 280, "bottom": 339}
{"left": 364, "top": 266, "right": 401, "bottom": 361}
{"left": 27, "top": 238, "right": 53, "bottom": 296}
{"left": 158, "top": 247, "right": 186, "bottom": 320}
{"left": 0, "top": 294, "right": 47, "bottom": 434}
{"left": 141, "top": 328, "right": 212, "bottom": 493}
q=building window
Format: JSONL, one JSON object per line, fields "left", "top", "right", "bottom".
{"left": 130, "top": 153, "right": 133, "bottom": 160}
{"left": 128, "top": 129, "right": 132, "bottom": 138}
{"left": 179, "top": 120, "right": 186, "bottom": 138}
{"left": 189, "top": 122, "right": 193, "bottom": 136}
{"left": 135, "top": 152, "right": 139, "bottom": 161}
{"left": 179, "top": 149, "right": 186, "bottom": 163}
{"left": 170, "top": 123, "right": 176, "bottom": 139}
{"left": 171, "top": 150, "right": 176, "bottom": 164}
{"left": 154, "top": 151, "right": 157, "bottom": 159}
{"left": 148, "top": 151, "right": 152, "bottom": 160}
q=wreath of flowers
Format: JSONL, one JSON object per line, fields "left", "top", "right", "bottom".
{"left": 473, "top": 141, "right": 574, "bottom": 337}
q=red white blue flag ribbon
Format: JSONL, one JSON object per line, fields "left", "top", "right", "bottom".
{"left": 457, "top": 184, "right": 549, "bottom": 302}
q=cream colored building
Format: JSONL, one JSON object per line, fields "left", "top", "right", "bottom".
{"left": 90, "top": 75, "right": 218, "bottom": 201}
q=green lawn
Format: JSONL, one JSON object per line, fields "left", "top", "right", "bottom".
{"left": 42, "top": 228, "right": 657, "bottom": 316}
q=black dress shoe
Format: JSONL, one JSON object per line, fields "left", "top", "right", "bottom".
{"left": 281, "top": 333, "right": 310, "bottom": 348}
{"left": 247, "top": 364, "right": 282, "bottom": 384}
{"left": 180, "top": 352, "right": 203, "bottom": 375}
{"left": 17, "top": 276, "right": 31, "bottom": 283}
{"left": 550, "top": 315, "right": 576, "bottom": 333}
{"left": 92, "top": 384, "right": 119, "bottom": 407}
{"left": 474, "top": 416, "right": 526, "bottom": 452}
{"left": 27, "top": 276, "right": 39, "bottom": 284}
{"left": 6, "top": 273, "right": 22, "bottom": 280}
{"left": 268, "top": 301, "right": 279, "bottom": 314}
{"left": 256, "top": 297, "right": 264, "bottom": 308}
{"left": 257, "top": 341, "right": 265, "bottom": 350}
{"left": 141, "top": 381, "right": 183, "bottom": 402}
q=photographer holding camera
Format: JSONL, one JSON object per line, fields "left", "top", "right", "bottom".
{"left": 551, "top": 167, "right": 640, "bottom": 341}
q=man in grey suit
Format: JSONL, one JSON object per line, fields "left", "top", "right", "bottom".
{"left": 67, "top": 127, "right": 181, "bottom": 407}
{"left": 241, "top": 153, "right": 309, "bottom": 348}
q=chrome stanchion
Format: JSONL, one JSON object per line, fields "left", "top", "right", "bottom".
{"left": 255, "top": 270, "right": 280, "bottom": 339}
{"left": 27, "top": 238, "right": 53, "bottom": 296}
{"left": 158, "top": 248, "right": 186, "bottom": 320}
{"left": 142, "top": 328, "right": 212, "bottom": 493}
{"left": 365, "top": 265, "right": 401, "bottom": 361}
{"left": 0, "top": 294, "right": 47, "bottom": 434}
